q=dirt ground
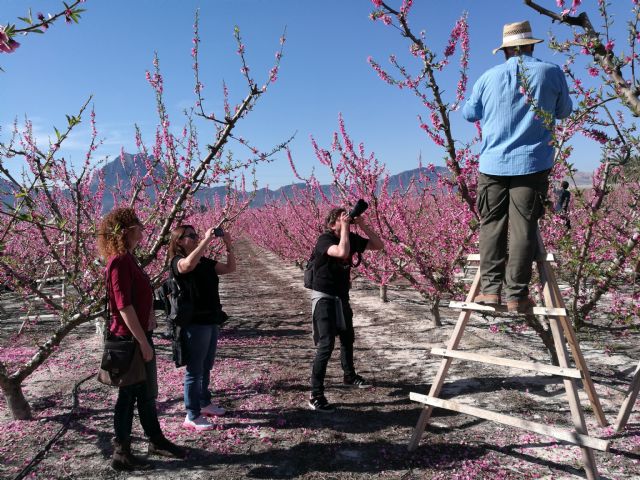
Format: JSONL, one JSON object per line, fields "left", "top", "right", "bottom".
{"left": 0, "top": 238, "right": 639, "bottom": 479}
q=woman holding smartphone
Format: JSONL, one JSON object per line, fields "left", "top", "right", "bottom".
{"left": 167, "top": 225, "right": 235, "bottom": 431}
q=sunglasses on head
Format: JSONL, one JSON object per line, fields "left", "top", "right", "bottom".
{"left": 180, "top": 232, "right": 198, "bottom": 240}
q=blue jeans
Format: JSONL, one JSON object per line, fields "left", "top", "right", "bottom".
{"left": 113, "top": 333, "right": 161, "bottom": 442}
{"left": 183, "top": 324, "right": 219, "bottom": 420}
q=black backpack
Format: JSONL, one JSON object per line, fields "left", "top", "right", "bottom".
{"left": 303, "top": 250, "right": 315, "bottom": 289}
{"left": 157, "top": 269, "right": 194, "bottom": 328}
{"left": 155, "top": 267, "right": 195, "bottom": 368}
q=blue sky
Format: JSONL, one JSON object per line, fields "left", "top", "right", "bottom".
{"left": 1, "top": 1, "right": 632, "bottom": 188}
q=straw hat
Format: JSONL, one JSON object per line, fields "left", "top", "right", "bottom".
{"left": 492, "top": 20, "right": 543, "bottom": 55}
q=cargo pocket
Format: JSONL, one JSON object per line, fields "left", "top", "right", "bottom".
{"left": 533, "top": 190, "right": 546, "bottom": 221}
{"left": 476, "top": 184, "right": 490, "bottom": 219}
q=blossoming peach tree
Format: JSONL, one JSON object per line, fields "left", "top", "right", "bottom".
{"left": 370, "top": 1, "right": 639, "bottom": 347}
{"left": 0, "top": 10, "right": 288, "bottom": 420}
{"left": 520, "top": 0, "right": 640, "bottom": 332}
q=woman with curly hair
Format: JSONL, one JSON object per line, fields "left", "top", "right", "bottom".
{"left": 97, "top": 207, "right": 185, "bottom": 470}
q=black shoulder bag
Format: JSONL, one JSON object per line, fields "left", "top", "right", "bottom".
{"left": 97, "top": 264, "right": 147, "bottom": 387}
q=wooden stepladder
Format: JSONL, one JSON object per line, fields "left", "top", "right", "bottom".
{"left": 408, "top": 232, "right": 609, "bottom": 480}
{"left": 615, "top": 361, "right": 640, "bottom": 432}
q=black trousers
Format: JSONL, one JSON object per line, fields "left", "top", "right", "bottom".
{"left": 310, "top": 297, "right": 356, "bottom": 397}
{"left": 113, "top": 333, "right": 162, "bottom": 442}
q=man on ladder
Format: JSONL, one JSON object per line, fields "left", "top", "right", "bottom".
{"left": 462, "top": 20, "right": 572, "bottom": 313}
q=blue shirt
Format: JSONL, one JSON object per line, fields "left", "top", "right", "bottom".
{"left": 463, "top": 54, "right": 572, "bottom": 176}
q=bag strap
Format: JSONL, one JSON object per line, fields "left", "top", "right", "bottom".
{"left": 104, "top": 263, "right": 113, "bottom": 341}
{"left": 169, "top": 256, "right": 195, "bottom": 297}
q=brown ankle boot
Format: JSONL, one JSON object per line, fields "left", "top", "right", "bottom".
{"left": 111, "top": 438, "right": 154, "bottom": 471}
{"left": 506, "top": 297, "right": 536, "bottom": 314}
{"left": 148, "top": 433, "right": 187, "bottom": 459}
{"left": 473, "top": 293, "right": 501, "bottom": 306}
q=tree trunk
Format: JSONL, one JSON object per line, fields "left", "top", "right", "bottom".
{"left": 431, "top": 298, "right": 442, "bottom": 327}
{"left": 0, "top": 378, "right": 32, "bottom": 420}
{"left": 523, "top": 314, "right": 559, "bottom": 366}
{"left": 379, "top": 284, "right": 388, "bottom": 303}
{"left": 572, "top": 309, "right": 585, "bottom": 332}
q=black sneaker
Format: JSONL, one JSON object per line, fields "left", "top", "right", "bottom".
{"left": 343, "top": 374, "right": 371, "bottom": 389}
{"left": 308, "top": 395, "right": 335, "bottom": 413}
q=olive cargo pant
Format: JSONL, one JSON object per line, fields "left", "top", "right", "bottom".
{"left": 476, "top": 169, "right": 550, "bottom": 301}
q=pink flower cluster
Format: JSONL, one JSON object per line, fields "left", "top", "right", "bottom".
{"left": 0, "top": 26, "right": 20, "bottom": 53}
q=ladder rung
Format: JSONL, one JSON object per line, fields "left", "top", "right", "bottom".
{"left": 431, "top": 347, "right": 582, "bottom": 378}
{"left": 466, "top": 253, "right": 556, "bottom": 263}
{"left": 30, "top": 294, "right": 64, "bottom": 301}
{"left": 19, "top": 314, "right": 58, "bottom": 321}
{"left": 449, "top": 301, "right": 566, "bottom": 317}
{"left": 37, "top": 276, "right": 65, "bottom": 284}
{"left": 409, "top": 393, "right": 609, "bottom": 452}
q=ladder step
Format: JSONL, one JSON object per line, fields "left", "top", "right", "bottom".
{"left": 431, "top": 348, "right": 582, "bottom": 378}
{"left": 19, "top": 314, "right": 58, "bottom": 321}
{"left": 30, "top": 294, "right": 64, "bottom": 301}
{"left": 449, "top": 301, "right": 566, "bottom": 317}
{"left": 467, "top": 253, "right": 556, "bottom": 263}
{"left": 409, "top": 393, "right": 609, "bottom": 452}
{"left": 36, "top": 276, "right": 65, "bottom": 284}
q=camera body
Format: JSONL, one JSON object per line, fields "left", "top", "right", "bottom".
{"left": 348, "top": 199, "right": 368, "bottom": 220}
{"left": 213, "top": 227, "right": 224, "bottom": 237}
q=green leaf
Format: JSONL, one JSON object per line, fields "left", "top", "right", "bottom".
{"left": 54, "top": 127, "right": 61, "bottom": 141}
{"left": 31, "top": 29, "right": 44, "bottom": 34}
{"left": 18, "top": 17, "right": 32, "bottom": 25}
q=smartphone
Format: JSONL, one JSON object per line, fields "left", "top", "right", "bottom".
{"left": 213, "top": 227, "right": 224, "bottom": 237}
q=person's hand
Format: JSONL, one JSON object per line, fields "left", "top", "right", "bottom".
{"left": 203, "top": 226, "right": 216, "bottom": 242}
{"left": 352, "top": 215, "right": 365, "bottom": 226}
{"left": 222, "top": 231, "right": 233, "bottom": 249}
{"left": 140, "top": 340, "right": 154, "bottom": 362}
{"left": 339, "top": 212, "right": 351, "bottom": 230}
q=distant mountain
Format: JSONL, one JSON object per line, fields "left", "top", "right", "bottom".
{"left": 93, "top": 155, "right": 449, "bottom": 209}
{"left": 0, "top": 152, "right": 597, "bottom": 213}
{"left": 566, "top": 171, "right": 593, "bottom": 188}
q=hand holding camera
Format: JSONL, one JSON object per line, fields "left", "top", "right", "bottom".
{"left": 348, "top": 199, "right": 369, "bottom": 224}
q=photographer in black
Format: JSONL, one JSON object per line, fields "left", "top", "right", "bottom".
{"left": 308, "top": 203, "right": 383, "bottom": 412}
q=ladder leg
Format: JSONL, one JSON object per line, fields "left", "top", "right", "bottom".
{"left": 541, "top": 265, "right": 600, "bottom": 479}
{"left": 408, "top": 267, "right": 481, "bottom": 451}
{"left": 539, "top": 260, "right": 608, "bottom": 427}
{"left": 535, "top": 229, "right": 607, "bottom": 427}
{"left": 615, "top": 361, "right": 640, "bottom": 432}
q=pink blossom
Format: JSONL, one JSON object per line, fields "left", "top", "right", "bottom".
{"left": 0, "top": 26, "right": 20, "bottom": 53}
